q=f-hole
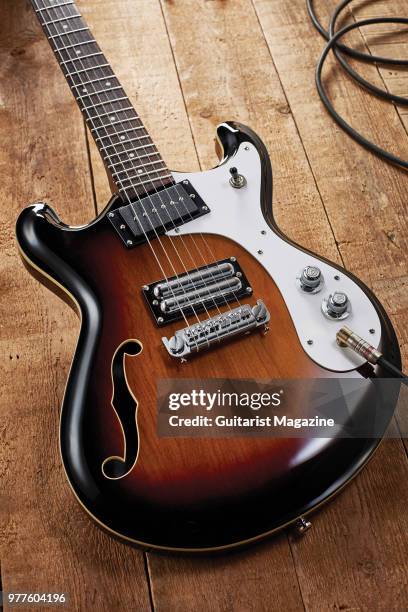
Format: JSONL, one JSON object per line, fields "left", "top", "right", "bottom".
{"left": 102, "top": 339, "right": 143, "bottom": 480}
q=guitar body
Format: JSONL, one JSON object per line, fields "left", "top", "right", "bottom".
{"left": 16, "top": 122, "right": 401, "bottom": 552}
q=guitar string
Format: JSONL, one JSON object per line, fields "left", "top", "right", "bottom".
{"left": 35, "top": 1, "right": 244, "bottom": 348}
{"left": 54, "top": 1, "right": 242, "bottom": 321}
{"left": 51, "top": 2, "right": 213, "bottom": 335}
{"left": 34, "top": 0, "right": 216, "bottom": 348}
{"left": 42, "top": 0, "right": 231, "bottom": 344}
{"left": 43, "top": 0, "right": 243, "bottom": 321}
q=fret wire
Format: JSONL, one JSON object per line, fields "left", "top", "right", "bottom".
{"left": 89, "top": 117, "right": 144, "bottom": 131}
{"left": 102, "top": 141, "right": 156, "bottom": 153}
{"left": 71, "top": 74, "right": 118, "bottom": 87}
{"left": 117, "top": 173, "right": 173, "bottom": 188}
{"left": 47, "top": 27, "right": 89, "bottom": 40}
{"left": 110, "top": 159, "right": 166, "bottom": 174}
{"left": 103, "top": 148, "right": 160, "bottom": 161}
{"left": 75, "top": 86, "right": 123, "bottom": 103}
{"left": 56, "top": 39, "right": 96, "bottom": 51}
{"left": 87, "top": 106, "right": 135, "bottom": 120}
{"left": 65, "top": 63, "right": 111, "bottom": 77}
{"left": 94, "top": 127, "right": 148, "bottom": 140}
{"left": 35, "top": 1, "right": 74, "bottom": 12}
{"left": 42, "top": 13, "right": 81, "bottom": 26}
{"left": 82, "top": 96, "right": 128, "bottom": 111}
{"left": 34, "top": 0, "right": 172, "bottom": 191}
{"left": 59, "top": 52, "right": 104, "bottom": 65}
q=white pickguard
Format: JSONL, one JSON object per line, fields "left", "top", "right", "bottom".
{"left": 169, "top": 141, "right": 380, "bottom": 372}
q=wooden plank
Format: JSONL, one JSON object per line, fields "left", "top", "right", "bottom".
{"left": 0, "top": 2, "right": 151, "bottom": 610}
{"left": 147, "top": 535, "right": 303, "bottom": 612}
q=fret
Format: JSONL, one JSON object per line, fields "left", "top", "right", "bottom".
{"left": 47, "top": 27, "right": 89, "bottom": 40}
{"left": 57, "top": 39, "right": 96, "bottom": 51}
{"left": 103, "top": 149, "right": 160, "bottom": 162}
{"left": 35, "top": 2, "right": 74, "bottom": 11}
{"left": 102, "top": 140, "right": 156, "bottom": 153}
{"left": 59, "top": 52, "right": 104, "bottom": 65}
{"left": 86, "top": 106, "right": 135, "bottom": 121}
{"left": 90, "top": 118, "right": 143, "bottom": 132}
{"left": 82, "top": 96, "right": 128, "bottom": 111}
{"left": 42, "top": 13, "right": 81, "bottom": 26}
{"left": 109, "top": 159, "right": 166, "bottom": 174}
{"left": 65, "top": 64, "right": 111, "bottom": 77}
{"left": 94, "top": 127, "right": 146, "bottom": 140}
{"left": 71, "top": 75, "right": 117, "bottom": 88}
{"left": 118, "top": 170, "right": 172, "bottom": 184}
{"left": 119, "top": 174, "right": 173, "bottom": 190}
{"left": 75, "top": 87, "right": 124, "bottom": 105}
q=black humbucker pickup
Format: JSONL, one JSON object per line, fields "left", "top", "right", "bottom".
{"left": 108, "top": 181, "right": 209, "bottom": 247}
{"left": 142, "top": 257, "right": 252, "bottom": 326}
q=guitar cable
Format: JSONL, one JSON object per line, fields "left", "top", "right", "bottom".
{"left": 336, "top": 327, "right": 408, "bottom": 384}
{"left": 306, "top": 0, "right": 408, "bottom": 170}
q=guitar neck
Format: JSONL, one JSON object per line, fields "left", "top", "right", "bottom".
{"left": 31, "top": 0, "right": 174, "bottom": 201}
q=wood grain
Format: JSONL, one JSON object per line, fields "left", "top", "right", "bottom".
{"left": 1, "top": 0, "right": 407, "bottom": 610}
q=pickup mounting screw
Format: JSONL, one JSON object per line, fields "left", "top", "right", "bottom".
{"left": 246, "top": 286, "right": 253, "bottom": 294}
{"left": 127, "top": 240, "right": 133, "bottom": 246}
{"left": 158, "top": 317, "right": 164, "bottom": 324}
{"left": 120, "top": 224, "right": 125, "bottom": 230}
{"left": 190, "top": 193, "right": 196, "bottom": 199}
{"left": 108, "top": 212, "right": 114, "bottom": 218}
{"left": 202, "top": 205, "right": 208, "bottom": 211}
{"left": 230, "top": 256, "right": 236, "bottom": 262}
{"left": 183, "top": 180, "right": 188, "bottom": 185}
{"left": 143, "top": 285, "right": 149, "bottom": 291}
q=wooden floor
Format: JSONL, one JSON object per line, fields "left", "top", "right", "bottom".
{"left": 1, "top": 0, "right": 407, "bottom": 610}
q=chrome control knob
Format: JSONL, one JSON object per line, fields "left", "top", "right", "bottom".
{"left": 298, "top": 265, "right": 323, "bottom": 293}
{"left": 322, "top": 291, "right": 351, "bottom": 320}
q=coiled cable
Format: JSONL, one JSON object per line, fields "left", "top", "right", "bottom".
{"left": 307, "top": 0, "right": 408, "bottom": 169}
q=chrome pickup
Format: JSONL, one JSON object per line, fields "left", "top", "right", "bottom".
{"left": 143, "top": 257, "right": 251, "bottom": 325}
{"left": 162, "top": 300, "right": 270, "bottom": 359}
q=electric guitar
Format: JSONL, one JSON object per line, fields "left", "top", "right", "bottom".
{"left": 16, "top": 0, "right": 401, "bottom": 552}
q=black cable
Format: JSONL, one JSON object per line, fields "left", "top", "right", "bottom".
{"left": 307, "top": 0, "right": 408, "bottom": 66}
{"left": 307, "top": 1, "right": 408, "bottom": 169}
{"left": 378, "top": 356, "right": 408, "bottom": 384}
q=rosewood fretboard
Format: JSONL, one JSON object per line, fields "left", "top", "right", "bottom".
{"left": 31, "top": 0, "right": 174, "bottom": 201}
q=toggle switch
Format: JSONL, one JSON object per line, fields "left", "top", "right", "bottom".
{"left": 229, "top": 167, "right": 247, "bottom": 189}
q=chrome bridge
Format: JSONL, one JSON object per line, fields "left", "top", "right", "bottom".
{"left": 143, "top": 257, "right": 251, "bottom": 325}
{"left": 162, "top": 300, "right": 270, "bottom": 359}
